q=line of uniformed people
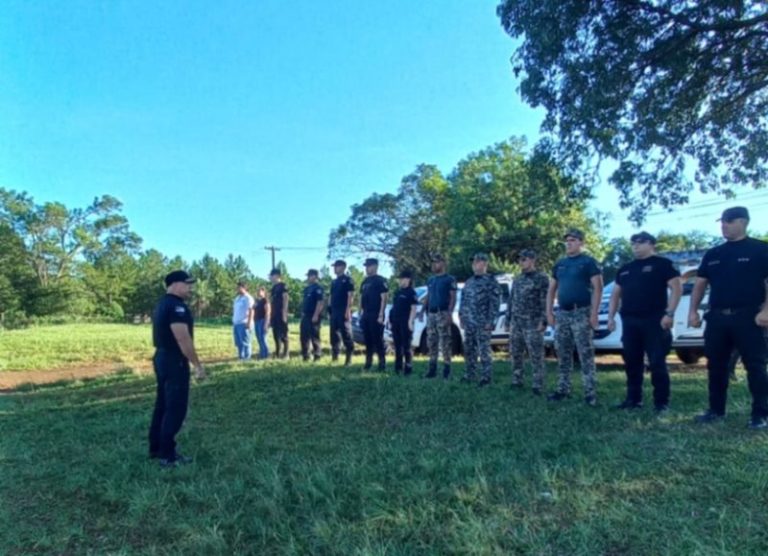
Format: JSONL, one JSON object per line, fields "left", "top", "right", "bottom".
{"left": 148, "top": 205, "right": 768, "bottom": 467}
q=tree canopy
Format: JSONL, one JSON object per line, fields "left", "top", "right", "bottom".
{"left": 497, "top": 0, "right": 768, "bottom": 222}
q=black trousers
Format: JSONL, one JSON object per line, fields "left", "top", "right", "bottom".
{"left": 704, "top": 309, "right": 768, "bottom": 417}
{"left": 300, "top": 316, "right": 322, "bottom": 359}
{"left": 271, "top": 318, "right": 289, "bottom": 358}
{"left": 361, "top": 314, "right": 386, "bottom": 369}
{"left": 148, "top": 350, "right": 190, "bottom": 460}
{"left": 391, "top": 319, "right": 413, "bottom": 372}
{"left": 329, "top": 312, "right": 354, "bottom": 357}
{"left": 620, "top": 315, "right": 672, "bottom": 407}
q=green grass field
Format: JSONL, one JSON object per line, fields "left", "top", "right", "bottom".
{"left": 1, "top": 324, "right": 767, "bottom": 554}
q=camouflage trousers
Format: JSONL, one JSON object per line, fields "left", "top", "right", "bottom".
{"left": 554, "top": 307, "right": 596, "bottom": 397}
{"left": 509, "top": 320, "right": 546, "bottom": 389}
{"left": 464, "top": 325, "right": 493, "bottom": 381}
{"left": 427, "top": 311, "right": 453, "bottom": 364}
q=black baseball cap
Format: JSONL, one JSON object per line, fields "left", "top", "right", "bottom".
{"left": 718, "top": 206, "right": 750, "bottom": 222}
{"left": 630, "top": 231, "right": 656, "bottom": 244}
{"left": 563, "top": 228, "right": 584, "bottom": 241}
{"left": 306, "top": 269, "right": 319, "bottom": 277}
{"left": 519, "top": 249, "right": 537, "bottom": 259}
{"left": 269, "top": 268, "right": 282, "bottom": 276}
{"left": 430, "top": 253, "right": 445, "bottom": 262}
{"left": 472, "top": 252, "right": 489, "bottom": 262}
{"left": 398, "top": 270, "right": 413, "bottom": 279}
{"left": 165, "top": 270, "right": 196, "bottom": 287}
{"left": 332, "top": 259, "right": 347, "bottom": 267}
{"left": 363, "top": 258, "right": 379, "bottom": 266}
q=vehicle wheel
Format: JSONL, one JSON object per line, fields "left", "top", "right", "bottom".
{"left": 676, "top": 348, "right": 703, "bottom": 365}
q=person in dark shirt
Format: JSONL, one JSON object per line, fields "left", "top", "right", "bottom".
{"left": 329, "top": 259, "right": 355, "bottom": 366}
{"left": 269, "top": 268, "right": 290, "bottom": 359}
{"left": 546, "top": 228, "right": 603, "bottom": 406}
{"left": 360, "top": 258, "right": 389, "bottom": 371}
{"left": 607, "top": 231, "right": 681, "bottom": 412}
{"left": 421, "top": 253, "right": 458, "bottom": 379}
{"left": 253, "top": 286, "right": 270, "bottom": 360}
{"left": 689, "top": 206, "right": 768, "bottom": 428}
{"left": 149, "top": 270, "right": 206, "bottom": 469}
{"left": 300, "top": 269, "right": 325, "bottom": 361}
{"left": 389, "top": 270, "right": 420, "bottom": 375}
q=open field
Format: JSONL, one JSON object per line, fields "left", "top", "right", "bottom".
{"left": 2, "top": 323, "right": 768, "bottom": 554}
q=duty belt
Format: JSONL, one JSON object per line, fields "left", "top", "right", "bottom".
{"left": 559, "top": 303, "right": 591, "bottom": 311}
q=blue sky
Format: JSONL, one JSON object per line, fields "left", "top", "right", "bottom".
{"left": 1, "top": 1, "right": 765, "bottom": 277}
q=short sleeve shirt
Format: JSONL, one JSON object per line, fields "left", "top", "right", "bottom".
{"left": 360, "top": 275, "right": 389, "bottom": 314}
{"left": 552, "top": 254, "right": 601, "bottom": 308}
{"left": 270, "top": 282, "right": 288, "bottom": 319}
{"left": 330, "top": 274, "right": 355, "bottom": 312}
{"left": 152, "top": 293, "right": 194, "bottom": 356}
{"left": 698, "top": 237, "right": 768, "bottom": 309}
{"left": 616, "top": 256, "right": 679, "bottom": 318}
{"left": 390, "top": 286, "right": 419, "bottom": 322}
{"left": 302, "top": 283, "right": 324, "bottom": 316}
{"left": 232, "top": 293, "right": 254, "bottom": 324}
{"left": 254, "top": 298, "right": 268, "bottom": 320}
{"left": 427, "top": 274, "right": 457, "bottom": 312}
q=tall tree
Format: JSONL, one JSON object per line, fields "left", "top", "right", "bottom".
{"left": 497, "top": 1, "right": 768, "bottom": 222}
{"left": 0, "top": 189, "right": 141, "bottom": 286}
{"left": 0, "top": 224, "right": 37, "bottom": 324}
{"left": 328, "top": 164, "right": 452, "bottom": 278}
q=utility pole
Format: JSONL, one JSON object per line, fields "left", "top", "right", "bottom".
{"left": 264, "top": 245, "right": 281, "bottom": 269}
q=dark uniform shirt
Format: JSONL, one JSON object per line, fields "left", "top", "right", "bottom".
{"left": 427, "top": 274, "right": 457, "bottom": 312}
{"left": 552, "top": 254, "right": 601, "bottom": 308}
{"left": 302, "top": 283, "right": 324, "bottom": 317}
{"left": 390, "top": 286, "right": 419, "bottom": 323}
{"left": 508, "top": 270, "right": 549, "bottom": 326}
{"left": 330, "top": 274, "right": 355, "bottom": 314}
{"left": 698, "top": 237, "right": 768, "bottom": 310}
{"left": 270, "top": 282, "right": 288, "bottom": 321}
{"left": 254, "top": 298, "right": 267, "bottom": 320}
{"left": 360, "top": 275, "right": 389, "bottom": 315}
{"left": 616, "top": 256, "right": 679, "bottom": 318}
{"left": 152, "top": 293, "right": 194, "bottom": 357}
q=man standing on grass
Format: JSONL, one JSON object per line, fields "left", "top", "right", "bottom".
{"left": 689, "top": 207, "right": 768, "bottom": 429}
{"left": 546, "top": 229, "right": 603, "bottom": 406}
{"left": 232, "top": 281, "right": 254, "bottom": 360}
{"left": 607, "top": 232, "right": 681, "bottom": 414}
{"left": 329, "top": 259, "right": 355, "bottom": 366}
{"left": 507, "top": 249, "right": 549, "bottom": 395}
{"left": 460, "top": 253, "right": 501, "bottom": 387}
{"left": 421, "top": 254, "right": 457, "bottom": 379}
{"left": 149, "top": 270, "right": 206, "bottom": 469}
{"left": 300, "top": 269, "right": 325, "bottom": 362}
{"left": 269, "top": 268, "right": 290, "bottom": 359}
{"left": 359, "top": 258, "right": 388, "bottom": 371}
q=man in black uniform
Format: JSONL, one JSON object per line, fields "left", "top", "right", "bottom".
{"left": 300, "top": 269, "right": 325, "bottom": 361}
{"left": 389, "top": 270, "right": 419, "bottom": 375}
{"left": 689, "top": 206, "right": 768, "bottom": 428}
{"left": 329, "top": 259, "right": 355, "bottom": 365}
{"left": 269, "top": 268, "right": 290, "bottom": 359}
{"left": 149, "top": 270, "right": 206, "bottom": 468}
{"left": 360, "top": 257, "right": 389, "bottom": 371}
{"left": 607, "top": 231, "right": 681, "bottom": 413}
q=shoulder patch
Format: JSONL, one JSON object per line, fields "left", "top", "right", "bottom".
{"left": 175, "top": 306, "right": 186, "bottom": 314}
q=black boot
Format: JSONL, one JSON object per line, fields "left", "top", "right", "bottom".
{"left": 404, "top": 364, "right": 413, "bottom": 376}
{"left": 424, "top": 360, "right": 437, "bottom": 378}
{"left": 344, "top": 352, "right": 352, "bottom": 367}
{"left": 442, "top": 364, "right": 451, "bottom": 380}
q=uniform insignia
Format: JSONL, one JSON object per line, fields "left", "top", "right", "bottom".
{"left": 175, "top": 306, "right": 185, "bottom": 313}
{"left": 738, "top": 257, "right": 750, "bottom": 262}
{"left": 642, "top": 265, "right": 652, "bottom": 272}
